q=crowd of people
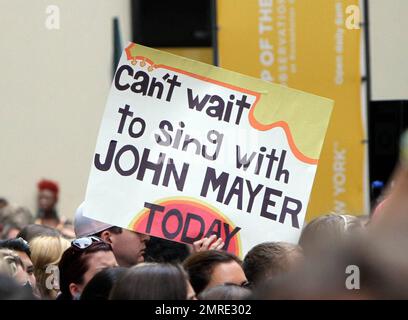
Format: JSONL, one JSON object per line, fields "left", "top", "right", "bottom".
{"left": 1, "top": 145, "right": 408, "bottom": 300}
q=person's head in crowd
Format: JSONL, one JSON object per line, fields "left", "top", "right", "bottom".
{"left": 0, "top": 238, "right": 36, "bottom": 292}
{"left": 198, "top": 283, "right": 251, "bottom": 300}
{"left": 0, "top": 249, "right": 32, "bottom": 289}
{"left": 17, "top": 224, "right": 61, "bottom": 243}
{"left": 243, "top": 242, "right": 303, "bottom": 288}
{"left": 253, "top": 233, "right": 408, "bottom": 300}
{"left": 1, "top": 223, "right": 20, "bottom": 240}
{"left": 30, "top": 235, "right": 70, "bottom": 299}
{"left": 110, "top": 263, "right": 195, "bottom": 300}
{"left": 0, "top": 205, "right": 34, "bottom": 239}
{"left": 36, "top": 179, "right": 60, "bottom": 227}
{"left": 183, "top": 250, "right": 247, "bottom": 295}
{"left": 144, "top": 236, "right": 190, "bottom": 263}
{"left": 58, "top": 236, "right": 117, "bottom": 300}
{"left": 59, "top": 219, "right": 75, "bottom": 239}
{"left": 0, "top": 198, "right": 8, "bottom": 210}
{"left": 80, "top": 267, "right": 127, "bottom": 300}
{"left": 299, "top": 213, "right": 363, "bottom": 257}
{"left": 0, "top": 273, "right": 35, "bottom": 300}
{"left": 0, "top": 249, "right": 21, "bottom": 277}
{"left": 74, "top": 203, "right": 150, "bottom": 267}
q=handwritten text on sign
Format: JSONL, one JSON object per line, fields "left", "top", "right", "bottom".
{"left": 84, "top": 43, "right": 332, "bottom": 256}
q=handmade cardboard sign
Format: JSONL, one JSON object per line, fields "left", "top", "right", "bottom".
{"left": 84, "top": 43, "right": 333, "bottom": 257}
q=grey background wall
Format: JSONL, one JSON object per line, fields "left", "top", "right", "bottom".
{"left": 0, "top": 0, "right": 131, "bottom": 219}
{"left": 369, "top": 0, "right": 408, "bottom": 101}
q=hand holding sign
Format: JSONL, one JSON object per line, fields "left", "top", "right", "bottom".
{"left": 192, "top": 235, "right": 225, "bottom": 253}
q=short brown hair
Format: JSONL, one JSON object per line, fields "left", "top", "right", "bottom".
{"left": 110, "top": 263, "right": 188, "bottom": 300}
{"left": 183, "top": 251, "right": 242, "bottom": 294}
{"left": 243, "top": 242, "right": 302, "bottom": 286}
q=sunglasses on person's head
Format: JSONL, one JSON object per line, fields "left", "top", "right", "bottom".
{"left": 71, "top": 236, "right": 103, "bottom": 250}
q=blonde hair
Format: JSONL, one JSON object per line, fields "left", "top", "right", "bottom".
{"left": 29, "top": 236, "right": 70, "bottom": 299}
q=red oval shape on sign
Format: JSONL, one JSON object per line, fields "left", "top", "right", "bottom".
{"left": 129, "top": 198, "right": 241, "bottom": 257}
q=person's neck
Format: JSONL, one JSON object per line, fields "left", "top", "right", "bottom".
{"left": 38, "top": 208, "right": 60, "bottom": 225}
{"left": 39, "top": 208, "right": 57, "bottom": 217}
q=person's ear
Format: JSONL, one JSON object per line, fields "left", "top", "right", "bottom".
{"left": 69, "top": 283, "right": 82, "bottom": 299}
{"left": 100, "top": 230, "right": 113, "bottom": 244}
{"left": 139, "top": 233, "right": 150, "bottom": 242}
